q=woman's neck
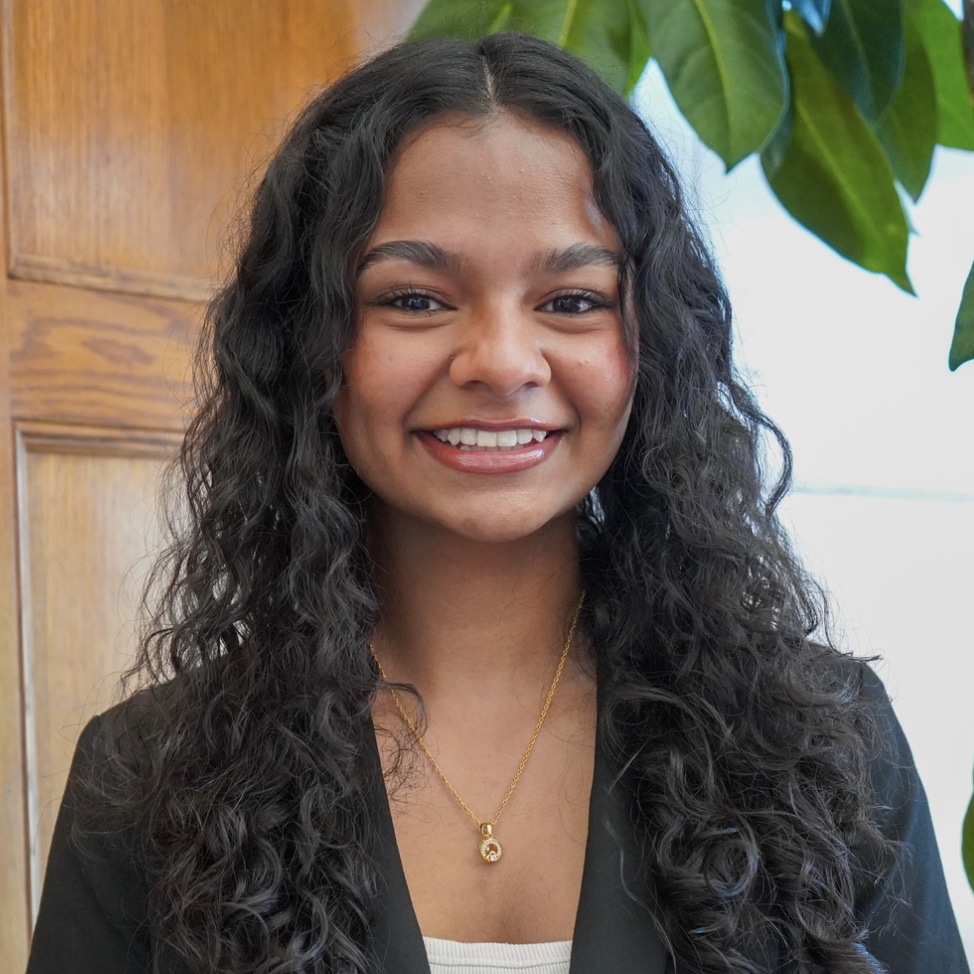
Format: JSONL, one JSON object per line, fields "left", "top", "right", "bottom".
{"left": 367, "top": 511, "right": 583, "bottom": 697}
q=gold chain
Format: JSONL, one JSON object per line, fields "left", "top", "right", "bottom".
{"left": 370, "top": 591, "right": 585, "bottom": 863}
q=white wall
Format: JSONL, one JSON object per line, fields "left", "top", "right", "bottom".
{"left": 634, "top": 62, "right": 974, "bottom": 954}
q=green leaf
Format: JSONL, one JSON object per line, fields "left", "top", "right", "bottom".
{"left": 761, "top": 12, "right": 913, "bottom": 292}
{"left": 875, "top": 4, "right": 937, "bottom": 201}
{"left": 502, "top": 0, "right": 593, "bottom": 41}
{"left": 948, "top": 257, "right": 974, "bottom": 371}
{"left": 791, "top": 0, "right": 832, "bottom": 36}
{"left": 964, "top": 767, "right": 974, "bottom": 890}
{"left": 625, "top": 0, "right": 653, "bottom": 93}
{"left": 637, "top": 0, "right": 789, "bottom": 169}
{"left": 408, "top": 0, "right": 648, "bottom": 97}
{"left": 407, "top": 0, "right": 512, "bottom": 42}
{"left": 911, "top": 0, "right": 974, "bottom": 149}
{"left": 543, "top": 0, "right": 643, "bottom": 96}
{"left": 809, "top": 0, "right": 905, "bottom": 122}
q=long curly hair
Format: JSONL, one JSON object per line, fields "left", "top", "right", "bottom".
{"left": 89, "top": 32, "right": 892, "bottom": 974}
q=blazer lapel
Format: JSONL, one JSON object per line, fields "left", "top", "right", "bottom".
{"left": 364, "top": 714, "right": 672, "bottom": 974}
{"left": 569, "top": 741, "right": 672, "bottom": 973}
{"left": 365, "top": 721, "right": 431, "bottom": 974}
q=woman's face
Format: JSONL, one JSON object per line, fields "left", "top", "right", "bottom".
{"left": 334, "top": 111, "right": 635, "bottom": 545}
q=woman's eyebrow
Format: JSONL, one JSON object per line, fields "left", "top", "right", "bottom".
{"left": 355, "top": 240, "right": 622, "bottom": 277}
{"left": 356, "top": 240, "right": 461, "bottom": 277}
{"left": 530, "top": 243, "right": 622, "bottom": 274}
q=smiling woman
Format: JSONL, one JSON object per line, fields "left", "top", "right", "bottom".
{"left": 26, "top": 31, "right": 969, "bottom": 974}
{"left": 338, "top": 112, "right": 633, "bottom": 543}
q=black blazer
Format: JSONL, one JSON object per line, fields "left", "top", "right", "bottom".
{"left": 27, "top": 677, "right": 971, "bottom": 973}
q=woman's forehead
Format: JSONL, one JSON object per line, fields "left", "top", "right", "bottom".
{"left": 368, "top": 111, "right": 618, "bottom": 268}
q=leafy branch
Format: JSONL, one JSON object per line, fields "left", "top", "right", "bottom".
{"left": 408, "top": 0, "right": 974, "bottom": 371}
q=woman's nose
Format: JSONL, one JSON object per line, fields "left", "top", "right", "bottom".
{"left": 447, "top": 304, "right": 551, "bottom": 397}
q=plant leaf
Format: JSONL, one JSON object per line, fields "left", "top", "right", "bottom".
{"left": 791, "top": 0, "right": 832, "bottom": 36}
{"left": 875, "top": 4, "right": 937, "bottom": 201}
{"left": 911, "top": 0, "right": 974, "bottom": 149}
{"left": 503, "top": 0, "right": 589, "bottom": 41}
{"left": 626, "top": 0, "right": 653, "bottom": 93}
{"left": 809, "top": 0, "right": 905, "bottom": 122}
{"left": 407, "top": 0, "right": 512, "bottom": 42}
{"left": 964, "top": 767, "right": 974, "bottom": 891}
{"left": 540, "top": 0, "right": 642, "bottom": 96}
{"left": 761, "top": 12, "right": 913, "bottom": 292}
{"left": 948, "top": 257, "right": 974, "bottom": 371}
{"left": 409, "top": 0, "right": 647, "bottom": 97}
{"left": 637, "top": 0, "right": 789, "bottom": 169}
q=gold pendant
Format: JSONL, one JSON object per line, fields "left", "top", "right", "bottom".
{"left": 479, "top": 822, "right": 502, "bottom": 863}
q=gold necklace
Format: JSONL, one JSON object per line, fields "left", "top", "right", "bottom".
{"left": 370, "top": 592, "right": 585, "bottom": 864}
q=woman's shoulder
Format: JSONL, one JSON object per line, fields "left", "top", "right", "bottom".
{"left": 809, "top": 652, "right": 923, "bottom": 825}
{"left": 27, "top": 680, "right": 202, "bottom": 973}
{"left": 65, "top": 683, "right": 177, "bottom": 811}
{"left": 828, "top": 658, "right": 970, "bottom": 970}
{"left": 26, "top": 689, "right": 171, "bottom": 973}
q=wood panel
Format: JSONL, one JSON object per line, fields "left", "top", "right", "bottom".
{"left": 16, "top": 424, "right": 175, "bottom": 914}
{"left": 7, "top": 278, "right": 199, "bottom": 430}
{"left": 0, "top": 131, "right": 27, "bottom": 974}
{"left": 4, "top": 0, "right": 425, "bottom": 301}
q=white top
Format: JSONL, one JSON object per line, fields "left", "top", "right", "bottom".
{"left": 423, "top": 936, "right": 572, "bottom": 974}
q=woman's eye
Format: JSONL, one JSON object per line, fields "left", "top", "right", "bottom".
{"left": 540, "top": 292, "right": 608, "bottom": 315}
{"left": 382, "top": 291, "right": 445, "bottom": 313}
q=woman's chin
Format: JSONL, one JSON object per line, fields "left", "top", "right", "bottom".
{"left": 384, "top": 505, "right": 579, "bottom": 548}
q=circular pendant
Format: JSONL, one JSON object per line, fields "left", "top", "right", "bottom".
{"left": 479, "top": 822, "right": 502, "bottom": 863}
{"left": 479, "top": 835, "right": 502, "bottom": 863}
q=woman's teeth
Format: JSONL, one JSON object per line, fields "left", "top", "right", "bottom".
{"left": 431, "top": 427, "right": 550, "bottom": 449}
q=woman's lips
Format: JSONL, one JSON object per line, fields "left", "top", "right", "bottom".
{"left": 416, "top": 429, "right": 563, "bottom": 473}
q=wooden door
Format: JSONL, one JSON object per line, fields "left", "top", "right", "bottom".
{"left": 0, "top": 1, "right": 423, "bottom": 964}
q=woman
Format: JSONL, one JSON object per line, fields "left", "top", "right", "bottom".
{"left": 27, "top": 32, "right": 968, "bottom": 974}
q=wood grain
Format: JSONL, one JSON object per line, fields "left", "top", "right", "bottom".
{"left": 0, "top": 128, "right": 29, "bottom": 974}
{"left": 8, "top": 278, "right": 200, "bottom": 430}
{"left": 17, "top": 424, "right": 174, "bottom": 915}
{"left": 5, "top": 0, "right": 426, "bottom": 301}
{"left": 10, "top": 254, "right": 215, "bottom": 303}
